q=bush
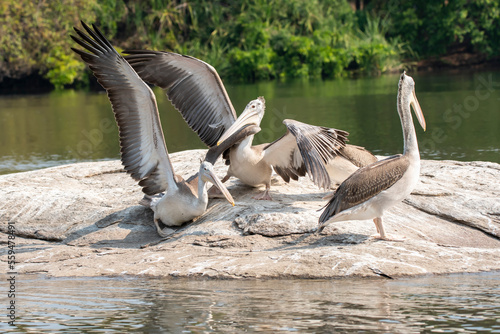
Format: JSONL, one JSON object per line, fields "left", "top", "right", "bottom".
{"left": 0, "top": 0, "right": 421, "bottom": 88}
{"left": 371, "top": 0, "right": 500, "bottom": 58}
{"left": 0, "top": 0, "right": 97, "bottom": 89}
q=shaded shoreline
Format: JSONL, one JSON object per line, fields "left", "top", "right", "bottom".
{"left": 2, "top": 56, "right": 499, "bottom": 95}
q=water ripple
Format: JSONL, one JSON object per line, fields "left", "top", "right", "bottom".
{"left": 0, "top": 273, "right": 499, "bottom": 333}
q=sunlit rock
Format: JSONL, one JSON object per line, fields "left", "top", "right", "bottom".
{"left": 1, "top": 149, "right": 499, "bottom": 278}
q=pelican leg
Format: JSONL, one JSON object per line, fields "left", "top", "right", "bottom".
{"left": 154, "top": 218, "right": 175, "bottom": 238}
{"left": 154, "top": 218, "right": 164, "bottom": 236}
{"left": 208, "top": 174, "right": 230, "bottom": 199}
{"left": 372, "top": 217, "right": 405, "bottom": 242}
{"left": 252, "top": 184, "right": 272, "bottom": 200}
{"left": 373, "top": 217, "right": 386, "bottom": 239}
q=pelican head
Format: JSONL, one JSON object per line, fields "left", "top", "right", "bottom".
{"left": 399, "top": 72, "right": 426, "bottom": 131}
{"left": 217, "top": 96, "right": 266, "bottom": 145}
{"left": 199, "top": 161, "right": 235, "bottom": 206}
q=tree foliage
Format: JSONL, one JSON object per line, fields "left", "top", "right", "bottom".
{"left": 370, "top": 0, "right": 500, "bottom": 57}
{"left": 1, "top": 0, "right": 498, "bottom": 90}
{"left": 0, "top": 0, "right": 98, "bottom": 89}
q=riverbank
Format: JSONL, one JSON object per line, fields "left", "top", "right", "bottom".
{"left": 2, "top": 57, "right": 499, "bottom": 95}
{"left": 0, "top": 149, "right": 499, "bottom": 279}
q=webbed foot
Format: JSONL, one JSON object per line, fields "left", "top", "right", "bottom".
{"left": 252, "top": 189, "right": 272, "bottom": 200}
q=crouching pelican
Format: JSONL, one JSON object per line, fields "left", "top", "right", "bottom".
{"left": 317, "top": 72, "right": 426, "bottom": 240}
{"left": 125, "top": 50, "right": 350, "bottom": 200}
{"left": 71, "top": 22, "right": 235, "bottom": 237}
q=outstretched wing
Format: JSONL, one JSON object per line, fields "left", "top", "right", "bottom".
{"left": 263, "top": 119, "right": 349, "bottom": 189}
{"left": 319, "top": 154, "right": 409, "bottom": 223}
{"left": 71, "top": 22, "right": 175, "bottom": 195}
{"left": 124, "top": 50, "right": 237, "bottom": 147}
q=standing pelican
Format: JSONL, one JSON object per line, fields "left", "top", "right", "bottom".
{"left": 125, "top": 50, "right": 349, "bottom": 200}
{"left": 71, "top": 22, "right": 235, "bottom": 237}
{"left": 318, "top": 72, "right": 426, "bottom": 240}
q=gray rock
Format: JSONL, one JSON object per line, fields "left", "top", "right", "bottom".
{"left": 235, "top": 212, "right": 316, "bottom": 237}
{"left": 405, "top": 160, "right": 500, "bottom": 238}
{"left": 0, "top": 149, "right": 499, "bottom": 278}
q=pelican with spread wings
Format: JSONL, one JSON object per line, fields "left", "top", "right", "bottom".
{"left": 71, "top": 22, "right": 238, "bottom": 237}
{"left": 124, "top": 50, "right": 351, "bottom": 200}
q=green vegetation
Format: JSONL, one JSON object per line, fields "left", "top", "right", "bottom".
{"left": 0, "top": 0, "right": 499, "bottom": 90}
{"left": 370, "top": 0, "right": 500, "bottom": 58}
{"left": 0, "top": 0, "right": 97, "bottom": 89}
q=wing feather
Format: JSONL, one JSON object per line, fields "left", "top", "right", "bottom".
{"left": 263, "top": 119, "right": 349, "bottom": 189}
{"left": 71, "top": 22, "right": 175, "bottom": 196}
{"left": 338, "top": 144, "right": 377, "bottom": 167}
{"left": 124, "top": 50, "right": 237, "bottom": 147}
{"left": 319, "top": 154, "right": 410, "bottom": 223}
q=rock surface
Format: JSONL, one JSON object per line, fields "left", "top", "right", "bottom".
{"left": 1, "top": 149, "right": 499, "bottom": 279}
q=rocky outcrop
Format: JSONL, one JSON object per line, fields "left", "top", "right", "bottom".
{"left": 1, "top": 150, "right": 499, "bottom": 278}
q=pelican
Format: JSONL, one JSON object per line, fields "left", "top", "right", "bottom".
{"left": 317, "top": 72, "right": 426, "bottom": 240}
{"left": 71, "top": 22, "right": 236, "bottom": 237}
{"left": 125, "top": 50, "right": 350, "bottom": 200}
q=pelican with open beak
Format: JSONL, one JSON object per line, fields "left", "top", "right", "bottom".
{"left": 214, "top": 96, "right": 348, "bottom": 200}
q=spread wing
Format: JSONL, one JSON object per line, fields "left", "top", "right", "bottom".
{"left": 71, "top": 22, "right": 175, "bottom": 195}
{"left": 319, "top": 154, "right": 410, "bottom": 223}
{"left": 124, "top": 50, "right": 237, "bottom": 147}
{"left": 263, "top": 119, "right": 349, "bottom": 189}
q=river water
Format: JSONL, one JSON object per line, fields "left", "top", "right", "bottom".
{"left": 0, "top": 70, "right": 499, "bottom": 175}
{"left": 1, "top": 71, "right": 499, "bottom": 332}
{"left": 0, "top": 273, "right": 499, "bottom": 333}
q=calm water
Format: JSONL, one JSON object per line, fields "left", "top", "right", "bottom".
{"left": 1, "top": 273, "right": 499, "bottom": 333}
{"left": 0, "top": 70, "right": 499, "bottom": 175}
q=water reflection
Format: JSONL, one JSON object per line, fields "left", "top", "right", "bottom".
{"left": 0, "top": 70, "right": 499, "bottom": 175}
{"left": 1, "top": 273, "right": 499, "bottom": 333}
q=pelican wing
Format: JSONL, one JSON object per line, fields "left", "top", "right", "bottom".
{"left": 319, "top": 154, "right": 410, "bottom": 223}
{"left": 124, "top": 50, "right": 237, "bottom": 147}
{"left": 204, "top": 124, "right": 261, "bottom": 165}
{"left": 339, "top": 144, "right": 377, "bottom": 168}
{"left": 186, "top": 124, "right": 261, "bottom": 184}
{"left": 263, "top": 119, "right": 349, "bottom": 189}
{"left": 71, "top": 22, "right": 175, "bottom": 195}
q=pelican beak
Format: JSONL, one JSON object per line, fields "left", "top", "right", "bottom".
{"left": 217, "top": 100, "right": 263, "bottom": 146}
{"left": 411, "top": 89, "right": 426, "bottom": 131}
{"left": 206, "top": 169, "right": 235, "bottom": 206}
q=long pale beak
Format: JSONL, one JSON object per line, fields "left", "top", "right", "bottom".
{"left": 411, "top": 89, "right": 426, "bottom": 131}
{"left": 206, "top": 169, "right": 235, "bottom": 206}
{"left": 217, "top": 107, "right": 261, "bottom": 145}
